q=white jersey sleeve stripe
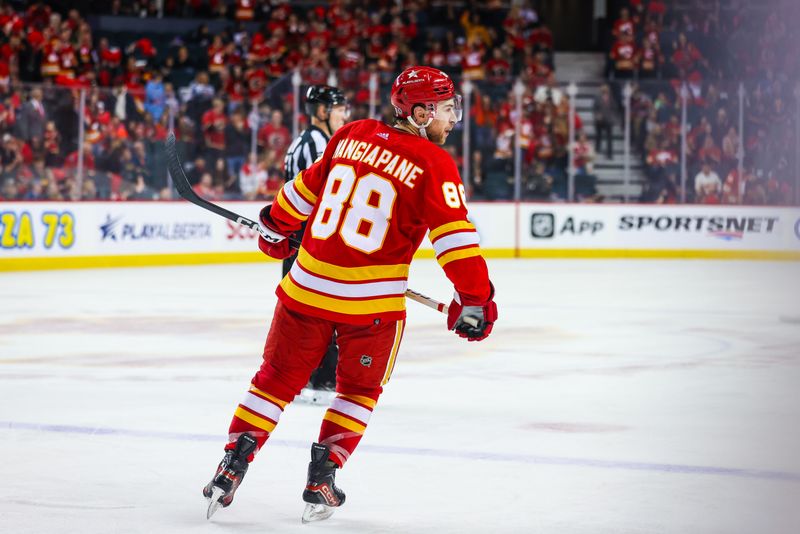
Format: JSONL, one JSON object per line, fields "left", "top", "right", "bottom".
{"left": 283, "top": 180, "right": 315, "bottom": 215}
{"left": 432, "top": 230, "right": 481, "bottom": 257}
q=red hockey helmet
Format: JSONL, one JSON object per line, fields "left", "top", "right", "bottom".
{"left": 390, "top": 66, "right": 462, "bottom": 122}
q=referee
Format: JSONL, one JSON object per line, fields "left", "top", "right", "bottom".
{"left": 283, "top": 85, "right": 350, "bottom": 402}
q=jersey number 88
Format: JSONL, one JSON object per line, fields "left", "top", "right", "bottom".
{"left": 310, "top": 164, "right": 398, "bottom": 254}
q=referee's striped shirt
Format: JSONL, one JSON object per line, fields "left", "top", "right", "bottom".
{"left": 283, "top": 125, "right": 329, "bottom": 183}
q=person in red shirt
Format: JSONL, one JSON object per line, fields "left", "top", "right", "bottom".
{"left": 302, "top": 46, "right": 330, "bottom": 85}
{"left": 461, "top": 39, "right": 486, "bottom": 80}
{"left": 671, "top": 33, "right": 707, "bottom": 78}
{"left": 307, "top": 20, "right": 331, "bottom": 51}
{"left": 612, "top": 7, "right": 635, "bottom": 40}
{"left": 248, "top": 32, "right": 268, "bottom": 64}
{"left": 64, "top": 143, "right": 94, "bottom": 172}
{"left": 610, "top": 33, "right": 636, "bottom": 79}
{"left": 636, "top": 38, "right": 663, "bottom": 78}
{"left": 286, "top": 12, "right": 308, "bottom": 46}
{"left": 202, "top": 66, "right": 497, "bottom": 523}
{"left": 529, "top": 24, "right": 554, "bottom": 51}
{"left": 245, "top": 65, "right": 267, "bottom": 104}
{"left": 646, "top": 138, "right": 679, "bottom": 179}
{"left": 207, "top": 35, "right": 227, "bottom": 76}
{"left": 331, "top": 9, "right": 356, "bottom": 49}
{"left": 202, "top": 98, "right": 227, "bottom": 161}
{"left": 525, "top": 50, "right": 551, "bottom": 87}
{"left": 422, "top": 40, "right": 446, "bottom": 68}
{"left": 648, "top": 0, "right": 667, "bottom": 22}
{"left": 41, "top": 38, "right": 62, "bottom": 78}
{"left": 265, "top": 6, "right": 288, "bottom": 36}
{"left": 192, "top": 172, "right": 220, "bottom": 200}
{"left": 486, "top": 47, "right": 511, "bottom": 86}
{"left": 257, "top": 109, "right": 291, "bottom": 158}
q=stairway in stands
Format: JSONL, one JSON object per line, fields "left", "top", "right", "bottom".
{"left": 554, "top": 52, "right": 646, "bottom": 202}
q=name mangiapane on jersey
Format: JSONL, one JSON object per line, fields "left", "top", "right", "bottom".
{"left": 331, "top": 137, "right": 423, "bottom": 189}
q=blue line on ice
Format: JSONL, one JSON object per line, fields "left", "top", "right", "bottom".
{"left": 2, "top": 420, "right": 798, "bottom": 483}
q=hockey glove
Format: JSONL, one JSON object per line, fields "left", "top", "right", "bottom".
{"left": 447, "top": 283, "right": 498, "bottom": 342}
{"left": 257, "top": 204, "right": 297, "bottom": 260}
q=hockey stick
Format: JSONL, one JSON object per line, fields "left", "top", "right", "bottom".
{"left": 165, "top": 132, "right": 453, "bottom": 317}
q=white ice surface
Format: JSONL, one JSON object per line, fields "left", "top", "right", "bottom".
{"left": 1, "top": 259, "right": 799, "bottom": 534}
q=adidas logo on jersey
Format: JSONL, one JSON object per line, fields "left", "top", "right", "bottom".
{"left": 376, "top": 132, "right": 389, "bottom": 140}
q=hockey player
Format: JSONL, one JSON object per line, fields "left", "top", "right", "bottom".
{"left": 203, "top": 66, "right": 498, "bottom": 522}
{"left": 283, "top": 85, "right": 350, "bottom": 403}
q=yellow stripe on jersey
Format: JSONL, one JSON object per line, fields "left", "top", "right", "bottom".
{"left": 381, "top": 319, "right": 404, "bottom": 386}
{"left": 276, "top": 188, "right": 307, "bottom": 221}
{"left": 280, "top": 275, "right": 406, "bottom": 314}
{"left": 234, "top": 406, "right": 277, "bottom": 432}
{"left": 324, "top": 411, "right": 367, "bottom": 434}
{"left": 294, "top": 172, "right": 318, "bottom": 204}
{"left": 437, "top": 246, "right": 483, "bottom": 267}
{"left": 296, "top": 247, "right": 409, "bottom": 281}
{"left": 429, "top": 220, "right": 476, "bottom": 242}
{"left": 338, "top": 394, "right": 377, "bottom": 409}
{"left": 249, "top": 385, "right": 289, "bottom": 409}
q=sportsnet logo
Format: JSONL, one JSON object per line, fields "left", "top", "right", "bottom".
{"left": 619, "top": 215, "right": 779, "bottom": 240}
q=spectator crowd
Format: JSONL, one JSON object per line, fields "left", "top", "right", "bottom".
{"left": 0, "top": 0, "right": 794, "bottom": 206}
{"left": 605, "top": 0, "right": 798, "bottom": 205}
{"left": 0, "top": 0, "right": 569, "bottom": 202}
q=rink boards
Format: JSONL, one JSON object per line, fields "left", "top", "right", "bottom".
{"left": 1, "top": 201, "right": 799, "bottom": 270}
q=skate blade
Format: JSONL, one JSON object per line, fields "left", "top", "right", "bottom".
{"left": 206, "top": 486, "right": 226, "bottom": 520}
{"left": 302, "top": 503, "right": 335, "bottom": 523}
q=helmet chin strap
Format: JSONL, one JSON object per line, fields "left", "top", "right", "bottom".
{"left": 406, "top": 115, "right": 434, "bottom": 140}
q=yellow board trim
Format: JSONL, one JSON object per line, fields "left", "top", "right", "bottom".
{"left": 249, "top": 385, "right": 289, "bottom": 409}
{"left": 381, "top": 319, "right": 404, "bottom": 386}
{"left": 428, "top": 221, "right": 476, "bottom": 242}
{"left": 437, "top": 246, "right": 483, "bottom": 267}
{"left": 2, "top": 248, "right": 798, "bottom": 273}
{"left": 234, "top": 406, "right": 277, "bottom": 433}
{"left": 0, "top": 252, "right": 272, "bottom": 272}
{"left": 297, "top": 247, "right": 410, "bottom": 281}
{"left": 338, "top": 394, "right": 377, "bottom": 409}
{"left": 276, "top": 188, "right": 307, "bottom": 221}
{"left": 293, "top": 173, "right": 318, "bottom": 205}
{"left": 280, "top": 276, "right": 406, "bottom": 314}
{"left": 324, "top": 410, "right": 366, "bottom": 434}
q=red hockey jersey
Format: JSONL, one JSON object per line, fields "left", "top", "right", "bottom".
{"left": 269, "top": 119, "right": 491, "bottom": 325}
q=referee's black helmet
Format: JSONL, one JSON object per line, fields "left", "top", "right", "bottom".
{"left": 304, "top": 85, "right": 348, "bottom": 117}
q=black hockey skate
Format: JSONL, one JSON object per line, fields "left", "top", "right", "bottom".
{"left": 301, "top": 443, "right": 346, "bottom": 523}
{"left": 203, "top": 433, "right": 257, "bottom": 519}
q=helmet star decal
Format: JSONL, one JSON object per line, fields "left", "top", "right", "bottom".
{"left": 407, "top": 69, "right": 419, "bottom": 78}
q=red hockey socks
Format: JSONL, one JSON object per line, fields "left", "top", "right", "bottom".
{"left": 317, "top": 393, "right": 378, "bottom": 466}
{"left": 225, "top": 383, "right": 290, "bottom": 460}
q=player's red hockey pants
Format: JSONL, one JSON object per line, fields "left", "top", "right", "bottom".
{"left": 225, "top": 301, "right": 405, "bottom": 466}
